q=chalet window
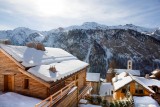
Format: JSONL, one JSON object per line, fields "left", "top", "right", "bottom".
{"left": 135, "top": 83, "right": 143, "bottom": 94}
{"left": 24, "top": 79, "right": 29, "bottom": 89}
{"left": 76, "top": 74, "right": 78, "bottom": 79}
{"left": 111, "top": 91, "right": 113, "bottom": 94}
{"left": 152, "top": 86, "right": 158, "bottom": 93}
{"left": 121, "top": 89, "right": 126, "bottom": 93}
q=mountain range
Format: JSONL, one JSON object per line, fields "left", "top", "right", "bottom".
{"left": 0, "top": 22, "right": 160, "bottom": 78}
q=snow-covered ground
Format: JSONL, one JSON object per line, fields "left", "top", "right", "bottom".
{"left": 79, "top": 104, "right": 102, "bottom": 107}
{"left": 0, "top": 91, "right": 3, "bottom": 95}
{"left": 133, "top": 96, "right": 160, "bottom": 107}
{"left": 0, "top": 92, "right": 42, "bottom": 107}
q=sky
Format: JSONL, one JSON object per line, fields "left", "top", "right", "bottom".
{"left": 0, "top": 0, "right": 160, "bottom": 31}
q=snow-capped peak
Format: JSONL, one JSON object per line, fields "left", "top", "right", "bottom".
{"left": 81, "top": 22, "right": 107, "bottom": 29}
{"left": 64, "top": 22, "right": 156, "bottom": 34}
{"left": 65, "top": 22, "right": 108, "bottom": 30}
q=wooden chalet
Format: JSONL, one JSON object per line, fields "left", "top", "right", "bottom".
{"left": 86, "top": 73, "right": 100, "bottom": 94}
{"left": 112, "top": 72, "right": 160, "bottom": 100}
{"left": 0, "top": 44, "right": 91, "bottom": 105}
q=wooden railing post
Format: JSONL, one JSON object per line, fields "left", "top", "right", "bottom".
{"left": 50, "top": 96, "right": 52, "bottom": 106}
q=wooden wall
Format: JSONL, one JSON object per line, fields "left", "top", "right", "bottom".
{"left": 90, "top": 82, "right": 99, "bottom": 94}
{"left": 0, "top": 74, "right": 4, "bottom": 91}
{"left": 0, "top": 50, "right": 19, "bottom": 91}
{"left": 77, "top": 69, "right": 86, "bottom": 91}
{"left": 106, "top": 73, "right": 115, "bottom": 82}
{"left": 0, "top": 50, "right": 49, "bottom": 99}
{"left": 54, "top": 87, "right": 78, "bottom": 107}
{"left": 50, "top": 68, "right": 87, "bottom": 95}
{"left": 14, "top": 73, "right": 49, "bottom": 99}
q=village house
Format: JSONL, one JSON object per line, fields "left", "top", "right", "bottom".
{"left": 0, "top": 44, "right": 91, "bottom": 107}
{"left": 112, "top": 71, "right": 160, "bottom": 103}
{"left": 86, "top": 73, "right": 100, "bottom": 94}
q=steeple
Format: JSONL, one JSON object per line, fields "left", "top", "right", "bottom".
{"left": 127, "top": 60, "right": 132, "bottom": 70}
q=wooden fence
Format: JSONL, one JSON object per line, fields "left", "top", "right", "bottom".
{"left": 78, "top": 82, "right": 92, "bottom": 100}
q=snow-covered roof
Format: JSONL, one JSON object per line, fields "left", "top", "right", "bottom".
{"left": 86, "top": 73, "right": 100, "bottom": 82}
{"left": 99, "top": 83, "right": 113, "bottom": 96}
{"left": 0, "top": 44, "right": 77, "bottom": 67}
{"left": 0, "top": 92, "right": 42, "bottom": 107}
{"left": 152, "top": 69, "right": 160, "bottom": 75}
{"left": 0, "top": 44, "right": 89, "bottom": 82}
{"left": 114, "top": 69, "right": 140, "bottom": 76}
{"left": 112, "top": 76, "right": 133, "bottom": 91}
{"left": 130, "top": 75, "right": 155, "bottom": 93}
{"left": 133, "top": 96, "right": 159, "bottom": 107}
{"left": 112, "top": 73, "right": 156, "bottom": 93}
{"left": 79, "top": 104, "right": 102, "bottom": 107}
{"left": 135, "top": 77, "right": 160, "bottom": 87}
{"left": 28, "top": 60, "right": 88, "bottom": 82}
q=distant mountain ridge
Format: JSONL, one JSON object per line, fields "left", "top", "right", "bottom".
{"left": 0, "top": 22, "right": 160, "bottom": 78}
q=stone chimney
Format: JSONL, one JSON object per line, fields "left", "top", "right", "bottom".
{"left": 127, "top": 60, "right": 132, "bottom": 70}
{"left": 26, "top": 42, "right": 45, "bottom": 51}
{"left": 49, "top": 66, "right": 57, "bottom": 73}
{"left": 145, "top": 74, "right": 150, "bottom": 79}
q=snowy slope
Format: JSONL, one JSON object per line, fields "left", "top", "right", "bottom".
{"left": 0, "top": 22, "right": 160, "bottom": 77}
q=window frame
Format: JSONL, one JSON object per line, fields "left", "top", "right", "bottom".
{"left": 24, "top": 78, "right": 29, "bottom": 89}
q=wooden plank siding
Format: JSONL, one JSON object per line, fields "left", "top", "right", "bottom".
{"left": 14, "top": 73, "right": 49, "bottom": 99}
{"left": 0, "top": 50, "right": 49, "bottom": 99}
{"left": 90, "top": 82, "right": 99, "bottom": 94}
{"left": 113, "top": 81, "right": 151, "bottom": 100}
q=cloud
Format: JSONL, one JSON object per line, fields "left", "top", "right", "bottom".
{"left": 0, "top": 0, "right": 160, "bottom": 30}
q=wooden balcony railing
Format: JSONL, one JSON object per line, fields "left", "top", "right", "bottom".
{"left": 78, "top": 82, "right": 92, "bottom": 100}
{"left": 35, "top": 81, "right": 76, "bottom": 107}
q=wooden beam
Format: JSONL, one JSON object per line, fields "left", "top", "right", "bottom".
{"left": 18, "top": 68, "right": 51, "bottom": 88}
{"left": 0, "top": 49, "right": 25, "bottom": 70}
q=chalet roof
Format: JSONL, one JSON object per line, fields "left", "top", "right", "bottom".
{"left": 0, "top": 44, "right": 89, "bottom": 83}
{"left": 135, "top": 77, "right": 160, "bottom": 87}
{"left": 86, "top": 73, "right": 100, "bottom": 82}
{"left": 152, "top": 69, "right": 160, "bottom": 77}
{"left": 28, "top": 60, "right": 88, "bottom": 82}
{"left": 112, "top": 72, "right": 155, "bottom": 93}
{"left": 0, "top": 44, "right": 77, "bottom": 67}
{"left": 152, "top": 69, "right": 160, "bottom": 74}
{"left": 112, "top": 75, "right": 133, "bottom": 91}
{"left": 99, "top": 83, "right": 113, "bottom": 96}
{"left": 114, "top": 69, "right": 140, "bottom": 76}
